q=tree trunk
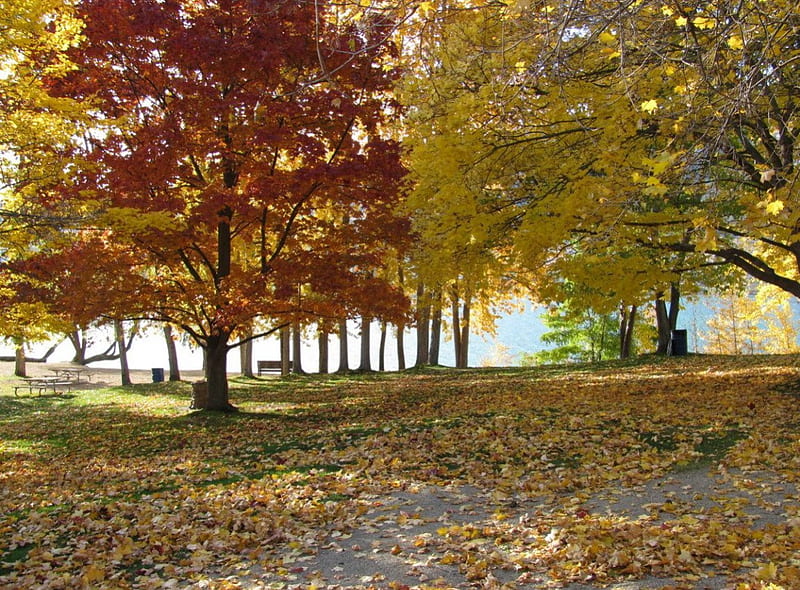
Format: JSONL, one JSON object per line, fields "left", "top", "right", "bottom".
{"left": 69, "top": 328, "right": 88, "bottom": 364}
{"left": 115, "top": 319, "right": 132, "bottom": 386}
{"left": 337, "top": 318, "right": 349, "bottom": 373}
{"left": 280, "top": 325, "right": 291, "bottom": 376}
{"left": 204, "top": 332, "right": 234, "bottom": 411}
{"left": 292, "top": 321, "right": 304, "bottom": 374}
{"left": 619, "top": 304, "right": 637, "bottom": 359}
{"left": 458, "top": 300, "right": 471, "bottom": 368}
{"left": 655, "top": 298, "right": 669, "bottom": 354}
{"left": 318, "top": 326, "right": 329, "bottom": 374}
{"left": 14, "top": 340, "right": 26, "bottom": 377}
{"left": 429, "top": 290, "right": 442, "bottom": 365}
{"left": 395, "top": 264, "right": 406, "bottom": 371}
{"left": 396, "top": 324, "right": 406, "bottom": 371}
{"left": 358, "top": 317, "right": 372, "bottom": 372}
{"left": 452, "top": 293, "right": 461, "bottom": 366}
{"left": 655, "top": 283, "right": 681, "bottom": 354}
{"left": 378, "top": 320, "right": 387, "bottom": 372}
{"left": 415, "top": 284, "right": 430, "bottom": 367}
{"left": 239, "top": 329, "right": 253, "bottom": 378}
{"left": 70, "top": 324, "right": 137, "bottom": 365}
{"left": 164, "top": 324, "right": 181, "bottom": 381}
{"left": 0, "top": 340, "right": 60, "bottom": 363}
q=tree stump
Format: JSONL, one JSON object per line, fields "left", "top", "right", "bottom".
{"left": 190, "top": 381, "right": 208, "bottom": 410}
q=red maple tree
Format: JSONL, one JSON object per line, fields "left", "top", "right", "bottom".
{"left": 23, "top": 0, "right": 408, "bottom": 409}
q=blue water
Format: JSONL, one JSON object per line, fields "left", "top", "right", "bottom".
{"left": 5, "top": 299, "right": 711, "bottom": 371}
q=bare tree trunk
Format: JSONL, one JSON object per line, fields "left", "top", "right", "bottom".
{"left": 164, "top": 324, "right": 181, "bottom": 381}
{"left": 318, "top": 326, "right": 329, "bottom": 374}
{"left": 451, "top": 293, "right": 461, "bottom": 366}
{"left": 203, "top": 331, "right": 234, "bottom": 410}
{"left": 292, "top": 321, "right": 304, "bottom": 374}
{"left": 396, "top": 264, "right": 406, "bottom": 371}
{"left": 358, "top": 317, "right": 372, "bottom": 372}
{"left": 415, "top": 284, "right": 430, "bottom": 367}
{"left": 69, "top": 328, "right": 87, "bottom": 364}
{"left": 429, "top": 289, "right": 442, "bottom": 365}
{"left": 337, "top": 319, "right": 349, "bottom": 373}
{"left": 238, "top": 326, "right": 253, "bottom": 378}
{"left": 459, "top": 300, "right": 471, "bottom": 368}
{"left": 1, "top": 340, "right": 60, "bottom": 363}
{"left": 378, "top": 320, "right": 387, "bottom": 372}
{"left": 656, "top": 283, "right": 681, "bottom": 354}
{"left": 396, "top": 324, "right": 406, "bottom": 370}
{"left": 115, "top": 319, "right": 132, "bottom": 386}
{"left": 280, "top": 325, "right": 291, "bottom": 376}
{"left": 14, "top": 340, "right": 26, "bottom": 377}
{"left": 69, "top": 324, "right": 137, "bottom": 365}
{"left": 619, "top": 304, "right": 637, "bottom": 359}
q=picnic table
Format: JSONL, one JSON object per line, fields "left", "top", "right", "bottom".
{"left": 14, "top": 376, "right": 74, "bottom": 396}
{"left": 49, "top": 367, "right": 91, "bottom": 382}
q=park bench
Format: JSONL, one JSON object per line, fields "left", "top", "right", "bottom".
{"left": 14, "top": 377, "right": 73, "bottom": 396}
{"left": 257, "top": 360, "right": 292, "bottom": 375}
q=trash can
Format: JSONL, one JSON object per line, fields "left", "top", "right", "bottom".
{"left": 151, "top": 367, "right": 165, "bottom": 382}
{"left": 670, "top": 329, "right": 688, "bottom": 356}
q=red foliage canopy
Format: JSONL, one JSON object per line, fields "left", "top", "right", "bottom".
{"left": 17, "top": 0, "right": 410, "bottom": 406}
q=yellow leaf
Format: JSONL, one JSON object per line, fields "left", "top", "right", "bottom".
{"left": 599, "top": 31, "right": 616, "bottom": 45}
{"left": 83, "top": 564, "right": 105, "bottom": 584}
{"left": 693, "top": 16, "right": 716, "bottom": 30}
{"left": 727, "top": 35, "right": 744, "bottom": 50}
{"left": 640, "top": 99, "right": 659, "bottom": 113}
{"left": 755, "top": 561, "right": 778, "bottom": 581}
{"left": 675, "top": 16, "right": 688, "bottom": 27}
{"left": 765, "top": 200, "right": 784, "bottom": 216}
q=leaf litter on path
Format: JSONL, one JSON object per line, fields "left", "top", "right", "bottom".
{"left": 242, "top": 465, "right": 797, "bottom": 589}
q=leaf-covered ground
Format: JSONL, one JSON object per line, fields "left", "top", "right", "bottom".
{"left": 1, "top": 355, "right": 799, "bottom": 589}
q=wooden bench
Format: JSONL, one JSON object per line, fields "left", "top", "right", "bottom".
{"left": 257, "top": 360, "right": 292, "bottom": 375}
{"left": 14, "top": 378, "right": 73, "bottom": 396}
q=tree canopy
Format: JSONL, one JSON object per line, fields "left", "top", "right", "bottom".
{"left": 3, "top": 0, "right": 409, "bottom": 408}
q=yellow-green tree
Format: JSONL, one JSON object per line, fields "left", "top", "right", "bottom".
{"left": 399, "top": 2, "right": 546, "bottom": 367}
{"left": 703, "top": 276, "right": 800, "bottom": 354}
{"left": 399, "top": 1, "right": 702, "bottom": 357}
{"left": 0, "top": 1, "right": 85, "bottom": 374}
{"left": 1, "top": 0, "right": 84, "bottom": 215}
{"left": 401, "top": 0, "right": 800, "bottom": 338}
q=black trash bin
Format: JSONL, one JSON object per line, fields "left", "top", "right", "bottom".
{"left": 151, "top": 367, "right": 165, "bottom": 382}
{"left": 670, "top": 329, "right": 688, "bottom": 356}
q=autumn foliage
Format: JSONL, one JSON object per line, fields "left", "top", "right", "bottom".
{"left": 7, "top": 0, "right": 409, "bottom": 408}
{"left": 1, "top": 355, "right": 799, "bottom": 588}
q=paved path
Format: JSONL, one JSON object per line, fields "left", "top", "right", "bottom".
{"left": 239, "top": 466, "right": 796, "bottom": 589}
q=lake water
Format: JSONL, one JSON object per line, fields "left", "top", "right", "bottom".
{"left": 5, "top": 300, "right": 712, "bottom": 373}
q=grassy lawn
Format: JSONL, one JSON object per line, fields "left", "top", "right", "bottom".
{"left": 1, "top": 355, "right": 799, "bottom": 589}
